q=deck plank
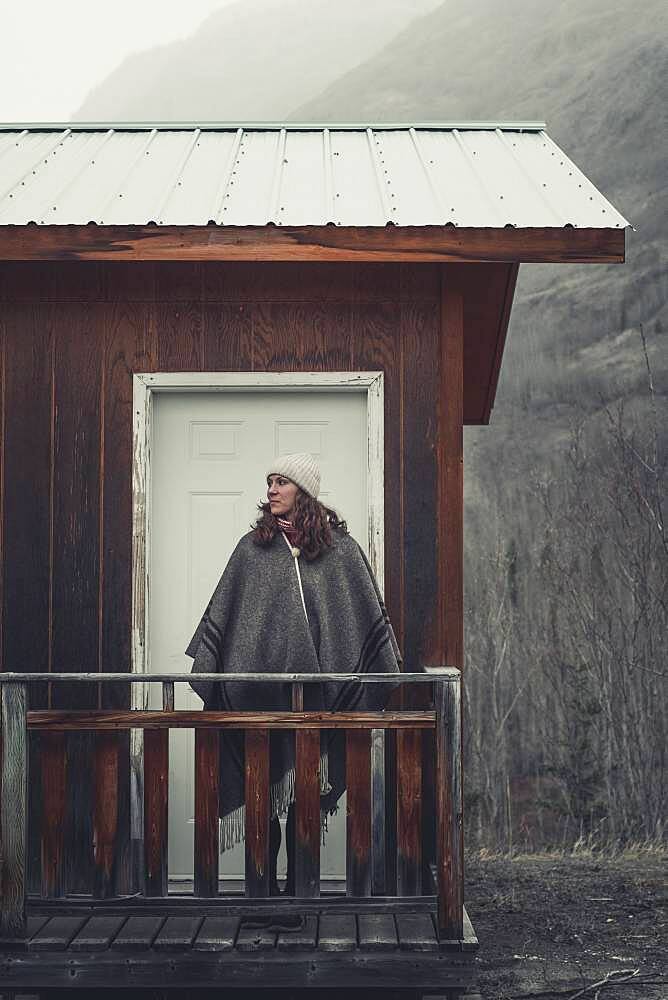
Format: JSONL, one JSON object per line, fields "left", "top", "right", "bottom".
{"left": 358, "top": 912, "right": 398, "bottom": 951}
{"left": 153, "top": 915, "right": 204, "bottom": 950}
{"left": 69, "top": 914, "right": 127, "bottom": 951}
{"left": 25, "top": 914, "right": 50, "bottom": 940}
{"left": 0, "top": 913, "right": 49, "bottom": 948}
{"left": 236, "top": 921, "right": 276, "bottom": 951}
{"left": 192, "top": 915, "right": 238, "bottom": 952}
{"left": 277, "top": 914, "right": 317, "bottom": 952}
{"left": 110, "top": 914, "right": 165, "bottom": 950}
{"left": 27, "top": 915, "right": 88, "bottom": 950}
{"left": 318, "top": 913, "right": 357, "bottom": 951}
{"left": 395, "top": 912, "right": 438, "bottom": 951}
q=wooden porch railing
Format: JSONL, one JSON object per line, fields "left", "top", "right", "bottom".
{"left": 0, "top": 668, "right": 462, "bottom": 942}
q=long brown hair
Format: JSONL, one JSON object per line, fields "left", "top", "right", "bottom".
{"left": 251, "top": 489, "right": 348, "bottom": 561}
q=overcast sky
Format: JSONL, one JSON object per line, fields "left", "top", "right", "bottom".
{"left": 0, "top": 0, "right": 241, "bottom": 122}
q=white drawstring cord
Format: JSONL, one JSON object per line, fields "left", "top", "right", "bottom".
{"left": 280, "top": 530, "right": 308, "bottom": 622}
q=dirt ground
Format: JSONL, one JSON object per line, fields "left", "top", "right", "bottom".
{"left": 465, "top": 849, "right": 668, "bottom": 999}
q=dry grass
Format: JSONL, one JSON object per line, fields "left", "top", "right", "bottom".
{"left": 468, "top": 837, "right": 667, "bottom": 864}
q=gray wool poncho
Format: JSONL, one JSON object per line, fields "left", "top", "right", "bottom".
{"left": 186, "top": 524, "right": 402, "bottom": 852}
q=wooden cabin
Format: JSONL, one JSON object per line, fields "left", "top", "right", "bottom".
{"left": 0, "top": 122, "right": 628, "bottom": 998}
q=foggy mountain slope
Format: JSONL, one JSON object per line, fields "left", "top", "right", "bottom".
{"left": 290, "top": 0, "right": 666, "bottom": 436}
{"left": 72, "top": 0, "right": 442, "bottom": 122}
{"left": 290, "top": 0, "right": 664, "bottom": 240}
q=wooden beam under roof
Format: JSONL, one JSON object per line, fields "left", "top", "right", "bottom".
{"left": 0, "top": 225, "right": 624, "bottom": 262}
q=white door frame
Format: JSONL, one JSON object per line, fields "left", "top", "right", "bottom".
{"left": 129, "top": 370, "right": 385, "bottom": 859}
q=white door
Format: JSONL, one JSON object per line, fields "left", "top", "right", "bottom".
{"left": 148, "top": 388, "right": 368, "bottom": 883}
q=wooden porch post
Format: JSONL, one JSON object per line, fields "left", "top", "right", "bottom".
{"left": 0, "top": 681, "right": 28, "bottom": 938}
{"left": 426, "top": 669, "right": 463, "bottom": 938}
{"left": 431, "top": 264, "right": 465, "bottom": 936}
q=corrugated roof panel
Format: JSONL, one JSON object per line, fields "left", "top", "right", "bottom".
{"left": 456, "top": 129, "right": 556, "bottom": 226}
{"left": 221, "top": 130, "right": 282, "bottom": 225}
{"left": 102, "top": 129, "right": 185, "bottom": 224}
{"left": 519, "top": 130, "right": 624, "bottom": 227}
{"left": 369, "top": 130, "right": 436, "bottom": 226}
{"left": 274, "top": 130, "right": 329, "bottom": 227}
{"left": 0, "top": 130, "right": 71, "bottom": 222}
{"left": 0, "top": 124, "right": 631, "bottom": 230}
{"left": 413, "top": 130, "right": 499, "bottom": 227}
{"left": 160, "top": 130, "right": 237, "bottom": 224}
{"left": 330, "top": 129, "right": 387, "bottom": 225}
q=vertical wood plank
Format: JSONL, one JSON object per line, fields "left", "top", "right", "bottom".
{"left": 143, "top": 728, "right": 168, "bottom": 897}
{"left": 252, "top": 297, "right": 352, "bottom": 374}
{"left": 201, "top": 300, "right": 253, "bottom": 370}
{"left": 346, "top": 728, "right": 371, "bottom": 897}
{"left": 40, "top": 732, "right": 66, "bottom": 897}
{"left": 295, "top": 727, "right": 320, "bottom": 897}
{"left": 244, "top": 729, "right": 269, "bottom": 897}
{"left": 52, "top": 300, "right": 103, "bottom": 894}
{"left": 1, "top": 301, "right": 54, "bottom": 894}
{"left": 433, "top": 674, "right": 463, "bottom": 938}
{"left": 401, "top": 276, "right": 440, "bottom": 678}
{"left": 156, "top": 300, "right": 202, "bottom": 371}
{"left": 102, "top": 289, "right": 154, "bottom": 895}
{"left": 351, "top": 283, "right": 402, "bottom": 655}
{"left": 438, "top": 267, "right": 464, "bottom": 675}
{"left": 1, "top": 302, "right": 53, "bottom": 712}
{"left": 0, "top": 682, "right": 27, "bottom": 936}
{"left": 194, "top": 728, "right": 219, "bottom": 897}
{"left": 396, "top": 727, "right": 422, "bottom": 896}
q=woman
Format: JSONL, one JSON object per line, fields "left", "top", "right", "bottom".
{"left": 186, "top": 451, "right": 402, "bottom": 897}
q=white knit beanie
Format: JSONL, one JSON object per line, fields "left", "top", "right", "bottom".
{"left": 266, "top": 452, "right": 321, "bottom": 499}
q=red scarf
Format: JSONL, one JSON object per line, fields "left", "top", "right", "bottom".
{"left": 276, "top": 515, "right": 299, "bottom": 543}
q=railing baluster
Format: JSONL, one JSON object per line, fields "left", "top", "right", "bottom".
{"left": 194, "top": 727, "right": 220, "bottom": 897}
{"left": 428, "top": 669, "right": 463, "bottom": 938}
{"left": 346, "top": 728, "right": 372, "bottom": 897}
{"left": 143, "top": 680, "right": 176, "bottom": 897}
{"left": 371, "top": 728, "right": 386, "bottom": 895}
{"left": 291, "top": 682, "right": 303, "bottom": 712}
{"left": 162, "top": 681, "right": 175, "bottom": 712}
{"left": 93, "top": 732, "right": 119, "bottom": 898}
{"left": 40, "top": 731, "right": 66, "bottom": 897}
{"left": 144, "top": 725, "right": 168, "bottom": 896}
{"left": 295, "top": 724, "right": 320, "bottom": 897}
{"left": 0, "top": 681, "right": 27, "bottom": 937}
{"left": 396, "top": 728, "right": 422, "bottom": 895}
{"left": 245, "top": 729, "right": 269, "bottom": 896}
{"left": 291, "top": 681, "right": 320, "bottom": 896}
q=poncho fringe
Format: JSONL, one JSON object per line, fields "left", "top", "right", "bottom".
{"left": 219, "top": 751, "right": 333, "bottom": 853}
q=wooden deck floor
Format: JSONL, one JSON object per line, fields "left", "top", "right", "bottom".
{"left": 0, "top": 905, "right": 478, "bottom": 992}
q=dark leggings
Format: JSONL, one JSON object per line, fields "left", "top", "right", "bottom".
{"left": 269, "top": 802, "right": 295, "bottom": 892}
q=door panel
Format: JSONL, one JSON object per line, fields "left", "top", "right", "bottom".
{"left": 148, "top": 389, "right": 368, "bottom": 882}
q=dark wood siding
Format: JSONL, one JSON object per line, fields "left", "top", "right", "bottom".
{"left": 0, "top": 260, "right": 464, "bottom": 892}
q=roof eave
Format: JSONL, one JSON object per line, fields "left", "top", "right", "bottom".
{"left": 0, "top": 120, "right": 549, "bottom": 132}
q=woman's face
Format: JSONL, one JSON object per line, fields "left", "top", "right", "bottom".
{"left": 266, "top": 474, "right": 299, "bottom": 519}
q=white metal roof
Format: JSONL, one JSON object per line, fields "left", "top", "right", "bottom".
{"left": 0, "top": 123, "right": 630, "bottom": 229}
